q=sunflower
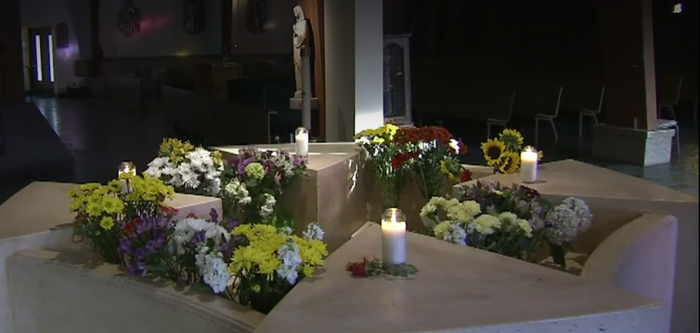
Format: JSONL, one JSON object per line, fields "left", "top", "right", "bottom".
{"left": 499, "top": 152, "right": 521, "bottom": 174}
{"left": 499, "top": 129, "right": 524, "bottom": 151}
{"left": 481, "top": 139, "right": 507, "bottom": 166}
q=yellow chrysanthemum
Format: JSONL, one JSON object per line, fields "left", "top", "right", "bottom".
{"left": 499, "top": 129, "right": 524, "bottom": 151}
{"left": 99, "top": 216, "right": 115, "bottom": 230}
{"left": 101, "top": 196, "right": 124, "bottom": 214}
{"left": 499, "top": 152, "right": 521, "bottom": 174}
{"left": 538, "top": 150, "right": 544, "bottom": 161}
{"left": 481, "top": 139, "right": 507, "bottom": 166}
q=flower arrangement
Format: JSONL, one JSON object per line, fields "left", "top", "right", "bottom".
{"left": 68, "top": 174, "right": 175, "bottom": 264}
{"left": 392, "top": 126, "right": 468, "bottom": 202}
{"left": 425, "top": 180, "right": 593, "bottom": 266}
{"left": 354, "top": 124, "right": 407, "bottom": 209}
{"left": 144, "top": 138, "right": 225, "bottom": 196}
{"left": 227, "top": 223, "right": 328, "bottom": 314}
{"left": 345, "top": 257, "right": 418, "bottom": 278}
{"left": 420, "top": 196, "right": 536, "bottom": 259}
{"left": 220, "top": 146, "right": 307, "bottom": 227}
{"left": 481, "top": 129, "right": 542, "bottom": 174}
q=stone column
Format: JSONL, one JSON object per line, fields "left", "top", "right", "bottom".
{"left": 592, "top": 0, "right": 675, "bottom": 166}
{"left": 324, "top": 0, "right": 384, "bottom": 141}
{"left": 0, "top": 0, "right": 24, "bottom": 104}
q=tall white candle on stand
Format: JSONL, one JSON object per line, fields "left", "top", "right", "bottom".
{"left": 520, "top": 146, "right": 538, "bottom": 183}
{"left": 381, "top": 208, "right": 407, "bottom": 265}
{"left": 295, "top": 127, "right": 309, "bottom": 157}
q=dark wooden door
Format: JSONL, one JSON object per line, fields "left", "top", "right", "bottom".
{"left": 27, "top": 27, "right": 54, "bottom": 96}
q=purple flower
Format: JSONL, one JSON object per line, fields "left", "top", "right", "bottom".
{"left": 208, "top": 208, "right": 219, "bottom": 223}
{"left": 263, "top": 159, "right": 275, "bottom": 174}
{"left": 191, "top": 231, "right": 206, "bottom": 245}
{"left": 237, "top": 157, "right": 254, "bottom": 175}
{"left": 293, "top": 155, "right": 307, "bottom": 167}
{"left": 118, "top": 237, "right": 131, "bottom": 255}
{"left": 226, "top": 217, "right": 240, "bottom": 231}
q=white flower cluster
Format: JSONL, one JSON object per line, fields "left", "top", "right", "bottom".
{"left": 173, "top": 217, "right": 230, "bottom": 247}
{"left": 260, "top": 193, "right": 276, "bottom": 218}
{"left": 544, "top": 197, "right": 593, "bottom": 245}
{"left": 195, "top": 246, "right": 230, "bottom": 294}
{"left": 303, "top": 222, "right": 324, "bottom": 241}
{"left": 276, "top": 240, "right": 302, "bottom": 284}
{"left": 421, "top": 197, "right": 534, "bottom": 244}
{"left": 145, "top": 148, "right": 223, "bottom": 195}
{"left": 270, "top": 152, "right": 298, "bottom": 178}
{"left": 276, "top": 223, "right": 323, "bottom": 284}
{"left": 223, "top": 178, "right": 252, "bottom": 205}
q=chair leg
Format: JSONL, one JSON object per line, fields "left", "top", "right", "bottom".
{"left": 670, "top": 106, "right": 677, "bottom": 120}
{"left": 593, "top": 114, "right": 599, "bottom": 124}
{"left": 578, "top": 113, "right": 584, "bottom": 137}
{"left": 549, "top": 119, "right": 558, "bottom": 142}
{"left": 487, "top": 123, "right": 491, "bottom": 139}
{"left": 534, "top": 118, "right": 539, "bottom": 144}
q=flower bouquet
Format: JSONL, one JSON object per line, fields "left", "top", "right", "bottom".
{"left": 392, "top": 126, "right": 468, "bottom": 202}
{"left": 144, "top": 138, "right": 225, "bottom": 196}
{"left": 68, "top": 174, "right": 175, "bottom": 264}
{"left": 420, "top": 195, "right": 536, "bottom": 259}
{"left": 171, "top": 209, "right": 238, "bottom": 290}
{"left": 450, "top": 180, "right": 593, "bottom": 266}
{"left": 481, "top": 129, "right": 542, "bottom": 174}
{"left": 354, "top": 124, "right": 407, "bottom": 209}
{"left": 220, "top": 146, "right": 307, "bottom": 227}
{"left": 227, "top": 223, "right": 327, "bottom": 314}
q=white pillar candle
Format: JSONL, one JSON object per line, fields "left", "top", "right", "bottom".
{"left": 520, "top": 147, "right": 538, "bottom": 183}
{"left": 118, "top": 161, "right": 136, "bottom": 193}
{"left": 295, "top": 127, "right": 309, "bottom": 157}
{"left": 381, "top": 209, "right": 407, "bottom": 265}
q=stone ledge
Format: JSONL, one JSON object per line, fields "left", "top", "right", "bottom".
{"left": 6, "top": 249, "right": 264, "bottom": 333}
{"left": 592, "top": 124, "right": 676, "bottom": 166}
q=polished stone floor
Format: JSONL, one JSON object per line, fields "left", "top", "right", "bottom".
{"left": 0, "top": 97, "right": 697, "bottom": 204}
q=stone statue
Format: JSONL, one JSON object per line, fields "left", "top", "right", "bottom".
{"left": 292, "top": 5, "right": 308, "bottom": 99}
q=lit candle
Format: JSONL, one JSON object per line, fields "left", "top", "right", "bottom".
{"left": 118, "top": 161, "right": 136, "bottom": 193}
{"left": 520, "top": 146, "right": 538, "bottom": 183}
{"left": 381, "top": 208, "right": 407, "bottom": 265}
{"left": 295, "top": 127, "right": 309, "bottom": 157}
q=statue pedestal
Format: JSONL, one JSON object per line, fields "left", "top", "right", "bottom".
{"left": 289, "top": 97, "right": 319, "bottom": 110}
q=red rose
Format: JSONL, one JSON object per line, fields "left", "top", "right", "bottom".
{"left": 123, "top": 222, "right": 135, "bottom": 236}
{"left": 458, "top": 138, "right": 467, "bottom": 154}
{"left": 350, "top": 263, "right": 367, "bottom": 277}
{"left": 186, "top": 213, "right": 197, "bottom": 218}
{"left": 461, "top": 169, "right": 473, "bottom": 182}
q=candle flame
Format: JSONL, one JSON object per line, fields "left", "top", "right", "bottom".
{"left": 524, "top": 146, "right": 536, "bottom": 153}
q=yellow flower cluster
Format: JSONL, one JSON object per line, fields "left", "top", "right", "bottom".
{"left": 68, "top": 175, "right": 174, "bottom": 230}
{"left": 228, "top": 224, "right": 328, "bottom": 281}
{"left": 481, "top": 129, "right": 543, "bottom": 174}
{"left": 158, "top": 138, "right": 195, "bottom": 164}
{"left": 354, "top": 124, "right": 399, "bottom": 144}
{"left": 119, "top": 173, "right": 175, "bottom": 202}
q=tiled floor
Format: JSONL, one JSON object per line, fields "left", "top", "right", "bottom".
{"left": 0, "top": 96, "right": 697, "bottom": 204}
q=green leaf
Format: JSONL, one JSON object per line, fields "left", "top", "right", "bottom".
{"left": 190, "top": 282, "right": 213, "bottom": 294}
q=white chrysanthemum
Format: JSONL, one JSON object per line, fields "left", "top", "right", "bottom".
{"left": 205, "top": 225, "right": 231, "bottom": 243}
{"left": 173, "top": 218, "right": 215, "bottom": 244}
{"left": 195, "top": 246, "right": 231, "bottom": 294}
{"left": 276, "top": 241, "right": 302, "bottom": 284}
{"left": 224, "top": 179, "right": 251, "bottom": 205}
{"left": 498, "top": 212, "right": 518, "bottom": 226}
{"left": 144, "top": 157, "right": 171, "bottom": 178}
{"left": 303, "top": 223, "right": 324, "bottom": 241}
{"left": 468, "top": 214, "right": 501, "bottom": 235}
{"left": 260, "top": 193, "right": 276, "bottom": 218}
{"left": 516, "top": 219, "right": 533, "bottom": 237}
{"left": 207, "top": 177, "right": 221, "bottom": 196}
{"left": 446, "top": 200, "right": 481, "bottom": 222}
